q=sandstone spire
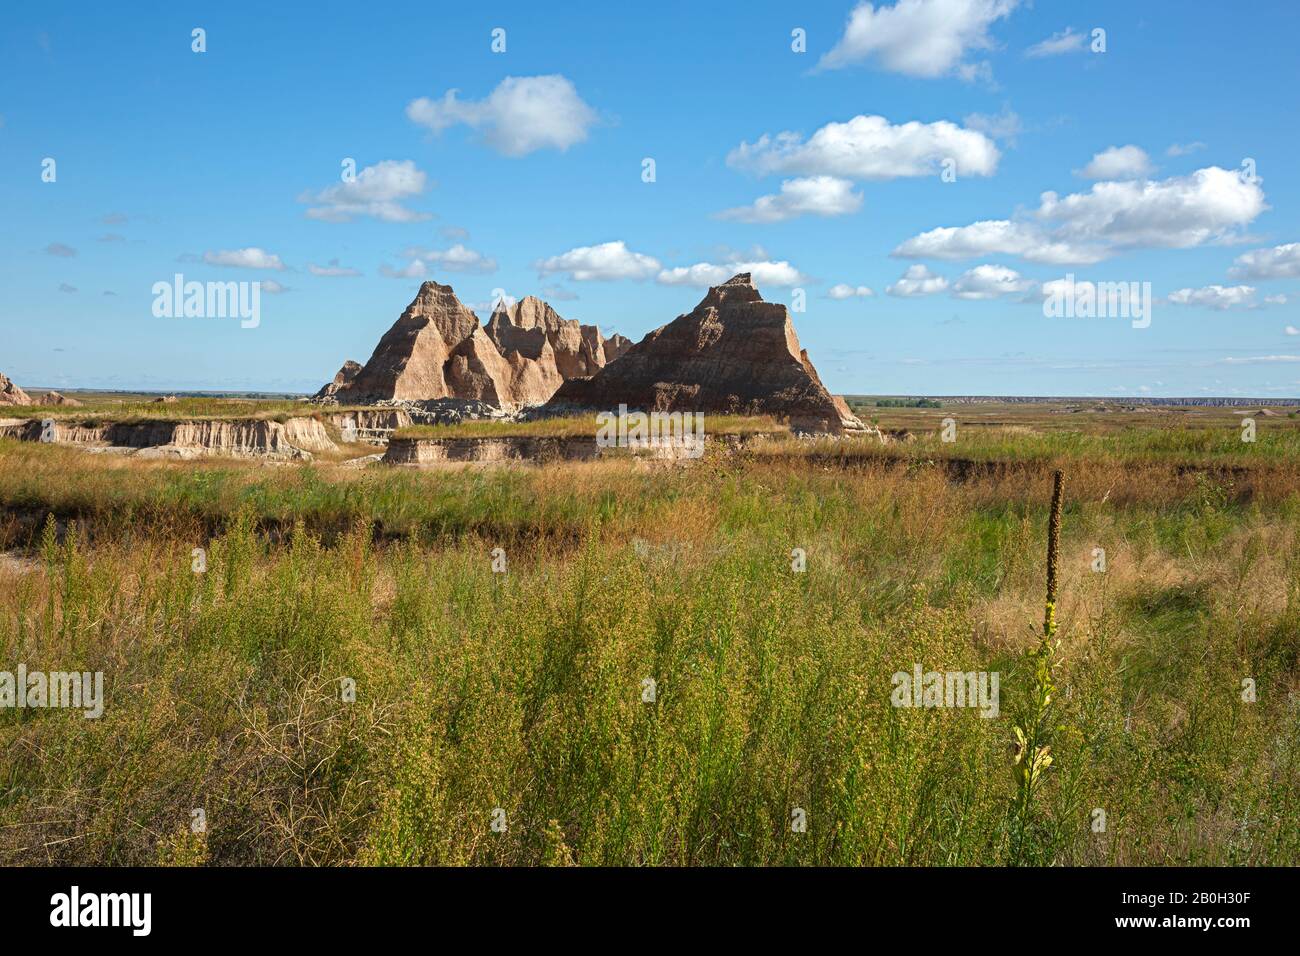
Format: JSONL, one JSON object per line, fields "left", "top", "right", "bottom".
{"left": 336, "top": 281, "right": 481, "bottom": 402}
{"left": 546, "top": 273, "right": 864, "bottom": 434}
{"left": 325, "top": 283, "right": 627, "bottom": 408}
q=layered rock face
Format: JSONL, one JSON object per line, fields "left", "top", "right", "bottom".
{"left": 486, "top": 296, "right": 626, "bottom": 380}
{"left": 0, "top": 373, "right": 32, "bottom": 407}
{"left": 338, "top": 283, "right": 481, "bottom": 402}
{"left": 327, "top": 283, "right": 625, "bottom": 409}
{"left": 547, "top": 274, "right": 864, "bottom": 434}
{"left": 0, "top": 416, "right": 336, "bottom": 460}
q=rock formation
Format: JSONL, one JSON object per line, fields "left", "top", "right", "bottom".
{"left": 0, "top": 373, "right": 32, "bottom": 407}
{"left": 546, "top": 274, "right": 864, "bottom": 434}
{"left": 485, "top": 296, "right": 622, "bottom": 380}
{"left": 314, "top": 360, "right": 361, "bottom": 400}
{"left": 0, "top": 415, "right": 336, "bottom": 460}
{"left": 38, "top": 391, "right": 83, "bottom": 407}
{"left": 325, "top": 282, "right": 625, "bottom": 409}
{"left": 603, "top": 333, "right": 632, "bottom": 364}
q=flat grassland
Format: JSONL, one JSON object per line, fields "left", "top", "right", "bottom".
{"left": 1, "top": 398, "right": 1298, "bottom": 866}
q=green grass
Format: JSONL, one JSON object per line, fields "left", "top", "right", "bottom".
{"left": 2, "top": 417, "right": 1299, "bottom": 866}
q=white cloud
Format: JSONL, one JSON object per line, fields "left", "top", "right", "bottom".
{"left": 1025, "top": 27, "right": 1086, "bottom": 58}
{"left": 401, "top": 243, "right": 498, "bottom": 274}
{"left": 406, "top": 75, "right": 597, "bottom": 157}
{"left": 818, "top": 0, "right": 1019, "bottom": 79}
{"left": 380, "top": 259, "right": 427, "bottom": 280}
{"left": 308, "top": 259, "right": 362, "bottom": 277}
{"left": 535, "top": 241, "right": 661, "bottom": 281}
{"left": 656, "top": 260, "right": 809, "bottom": 288}
{"left": 1039, "top": 167, "right": 1267, "bottom": 250}
{"left": 1220, "top": 355, "right": 1300, "bottom": 364}
{"left": 1230, "top": 242, "right": 1300, "bottom": 279}
{"left": 951, "top": 264, "right": 1035, "bottom": 299}
{"left": 887, "top": 264, "right": 949, "bottom": 296}
{"left": 894, "top": 219, "right": 1103, "bottom": 264}
{"left": 728, "top": 114, "right": 999, "bottom": 180}
{"left": 895, "top": 166, "right": 1267, "bottom": 265}
{"left": 1076, "top": 145, "right": 1153, "bottom": 180}
{"left": 203, "top": 247, "right": 285, "bottom": 270}
{"left": 302, "top": 159, "right": 430, "bottom": 223}
{"left": 45, "top": 242, "right": 77, "bottom": 257}
{"left": 1166, "top": 284, "right": 1265, "bottom": 311}
{"left": 1166, "top": 141, "right": 1206, "bottom": 157}
{"left": 717, "top": 176, "right": 863, "bottom": 223}
{"left": 827, "top": 283, "right": 875, "bottom": 299}
{"left": 1285, "top": 325, "right": 1299, "bottom": 336}
{"left": 260, "top": 279, "right": 289, "bottom": 294}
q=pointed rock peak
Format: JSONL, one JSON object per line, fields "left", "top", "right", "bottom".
{"left": 407, "top": 280, "right": 463, "bottom": 311}
{"left": 698, "top": 272, "right": 764, "bottom": 311}
{"left": 508, "top": 295, "right": 567, "bottom": 331}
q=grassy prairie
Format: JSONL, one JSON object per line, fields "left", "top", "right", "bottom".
{"left": 1, "top": 405, "right": 1298, "bottom": 866}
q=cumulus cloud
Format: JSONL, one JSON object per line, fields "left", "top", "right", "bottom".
{"left": 406, "top": 75, "right": 597, "bottom": 157}
{"left": 44, "top": 242, "right": 76, "bottom": 257}
{"left": 818, "top": 0, "right": 1019, "bottom": 79}
{"left": 826, "top": 283, "right": 875, "bottom": 299}
{"left": 1025, "top": 27, "right": 1086, "bottom": 57}
{"left": 895, "top": 166, "right": 1267, "bottom": 265}
{"left": 308, "top": 259, "right": 362, "bottom": 277}
{"left": 1166, "top": 285, "right": 1276, "bottom": 311}
{"left": 728, "top": 114, "right": 999, "bottom": 180}
{"left": 1285, "top": 325, "right": 1299, "bottom": 336}
{"left": 401, "top": 243, "right": 497, "bottom": 274}
{"left": 1076, "top": 145, "right": 1153, "bottom": 180}
{"left": 260, "top": 279, "right": 290, "bottom": 294}
{"left": 203, "top": 247, "right": 285, "bottom": 270}
{"left": 301, "top": 159, "right": 430, "bottom": 223}
{"left": 1166, "top": 141, "right": 1207, "bottom": 157}
{"left": 535, "top": 241, "right": 660, "bottom": 281}
{"left": 894, "top": 219, "right": 1102, "bottom": 264}
{"left": 887, "top": 264, "right": 949, "bottom": 296}
{"left": 656, "top": 260, "right": 809, "bottom": 288}
{"left": 717, "top": 176, "right": 863, "bottom": 223}
{"left": 1039, "top": 167, "right": 1266, "bottom": 249}
{"left": 1230, "top": 242, "right": 1300, "bottom": 279}
{"left": 951, "top": 264, "right": 1035, "bottom": 299}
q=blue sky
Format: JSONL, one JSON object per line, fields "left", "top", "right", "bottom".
{"left": 3, "top": 0, "right": 1300, "bottom": 396}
